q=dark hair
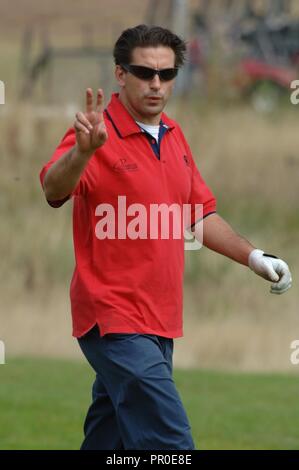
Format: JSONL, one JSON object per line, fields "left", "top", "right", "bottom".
{"left": 113, "top": 24, "right": 187, "bottom": 68}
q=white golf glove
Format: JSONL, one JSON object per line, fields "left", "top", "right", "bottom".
{"left": 248, "top": 249, "right": 292, "bottom": 295}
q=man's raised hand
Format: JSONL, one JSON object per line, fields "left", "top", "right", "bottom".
{"left": 74, "top": 88, "right": 108, "bottom": 154}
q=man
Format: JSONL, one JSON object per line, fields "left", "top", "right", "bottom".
{"left": 39, "top": 24, "right": 292, "bottom": 450}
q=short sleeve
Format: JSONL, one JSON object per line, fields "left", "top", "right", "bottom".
{"left": 188, "top": 155, "right": 217, "bottom": 226}
{"left": 39, "top": 128, "right": 87, "bottom": 208}
{"left": 177, "top": 126, "right": 217, "bottom": 229}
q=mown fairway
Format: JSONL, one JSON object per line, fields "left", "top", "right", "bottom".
{"left": 0, "top": 358, "right": 298, "bottom": 450}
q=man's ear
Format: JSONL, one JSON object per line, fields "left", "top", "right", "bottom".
{"left": 115, "top": 65, "right": 126, "bottom": 87}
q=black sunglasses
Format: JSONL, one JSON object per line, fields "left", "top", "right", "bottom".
{"left": 121, "top": 64, "right": 178, "bottom": 81}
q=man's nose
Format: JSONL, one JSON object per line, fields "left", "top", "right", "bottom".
{"left": 149, "top": 73, "right": 161, "bottom": 90}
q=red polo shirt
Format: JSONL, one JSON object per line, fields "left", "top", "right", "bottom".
{"left": 40, "top": 93, "right": 217, "bottom": 338}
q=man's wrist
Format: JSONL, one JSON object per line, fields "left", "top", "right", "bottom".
{"left": 248, "top": 249, "right": 264, "bottom": 270}
{"left": 74, "top": 144, "right": 94, "bottom": 161}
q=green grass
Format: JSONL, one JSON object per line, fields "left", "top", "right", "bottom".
{"left": 0, "top": 358, "right": 298, "bottom": 450}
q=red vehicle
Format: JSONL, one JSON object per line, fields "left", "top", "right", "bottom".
{"left": 232, "top": 18, "right": 299, "bottom": 110}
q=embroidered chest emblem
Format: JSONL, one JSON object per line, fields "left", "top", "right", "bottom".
{"left": 183, "top": 155, "right": 191, "bottom": 167}
{"left": 113, "top": 158, "right": 139, "bottom": 172}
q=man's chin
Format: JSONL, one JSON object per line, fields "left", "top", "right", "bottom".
{"left": 143, "top": 104, "right": 164, "bottom": 116}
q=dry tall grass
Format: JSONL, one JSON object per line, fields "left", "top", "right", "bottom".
{"left": 1, "top": 99, "right": 298, "bottom": 371}
{"left": 0, "top": 0, "right": 298, "bottom": 370}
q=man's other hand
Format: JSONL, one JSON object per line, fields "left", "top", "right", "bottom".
{"left": 248, "top": 249, "right": 292, "bottom": 295}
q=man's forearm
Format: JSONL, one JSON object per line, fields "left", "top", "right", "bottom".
{"left": 195, "top": 213, "right": 256, "bottom": 266}
{"left": 43, "top": 144, "right": 93, "bottom": 201}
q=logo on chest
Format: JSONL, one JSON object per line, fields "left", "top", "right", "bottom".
{"left": 183, "top": 155, "right": 191, "bottom": 167}
{"left": 113, "top": 158, "right": 139, "bottom": 172}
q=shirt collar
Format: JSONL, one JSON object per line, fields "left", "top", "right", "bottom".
{"left": 105, "top": 92, "right": 175, "bottom": 138}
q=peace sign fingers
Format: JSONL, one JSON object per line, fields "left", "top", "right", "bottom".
{"left": 95, "top": 88, "right": 105, "bottom": 115}
{"left": 74, "top": 87, "right": 108, "bottom": 153}
{"left": 85, "top": 87, "right": 105, "bottom": 117}
{"left": 85, "top": 88, "right": 94, "bottom": 114}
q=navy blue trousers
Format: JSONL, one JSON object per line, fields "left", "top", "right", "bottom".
{"left": 77, "top": 325, "right": 195, "bottom": 450}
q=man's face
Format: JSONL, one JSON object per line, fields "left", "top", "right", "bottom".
{"left": 115, "top": 46, "right": 176, "bottom": 122}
